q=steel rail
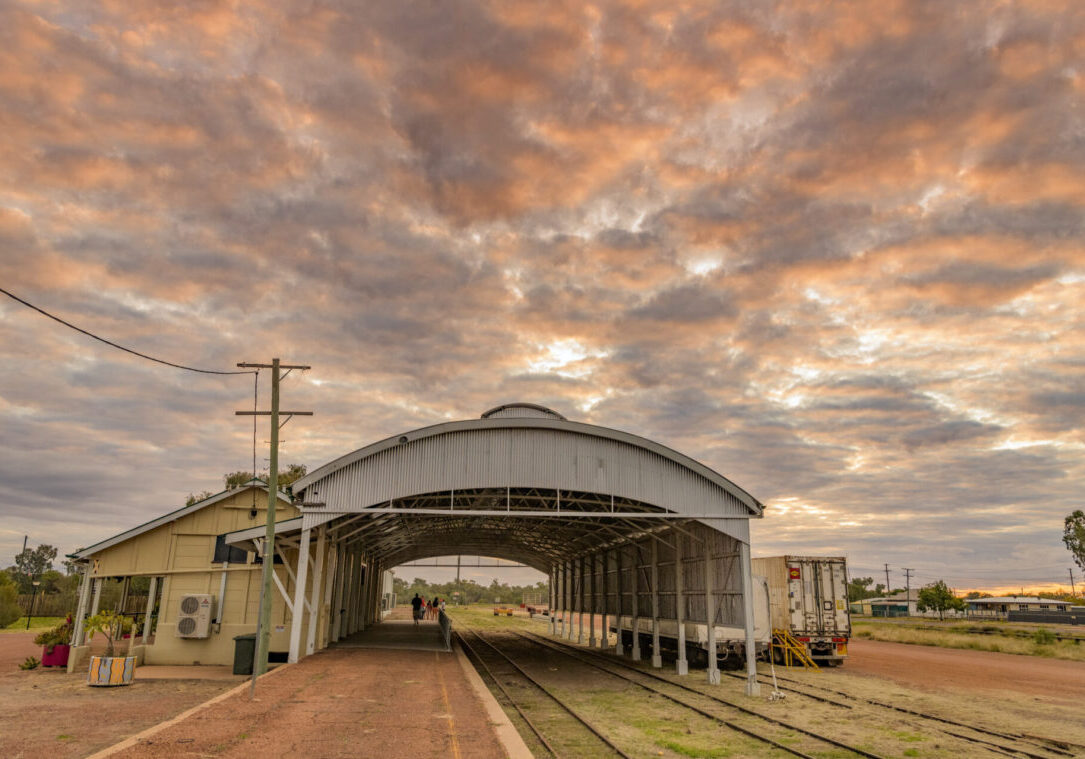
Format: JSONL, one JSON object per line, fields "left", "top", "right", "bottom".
{"left": 462, "top": 629, "right": 632, "bottom": 759}
{"left": 454, "top": 632, "right": 560, "bottom": 758}
{"left": 516, "top": 630, "right": 875, "bottom": 759}
{"left": 733, "top": 670, "right": 1075, "bottom": 759}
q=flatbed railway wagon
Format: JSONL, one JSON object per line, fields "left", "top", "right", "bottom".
{"left": 752, "top": 555, "right": 850, "bottom": 666}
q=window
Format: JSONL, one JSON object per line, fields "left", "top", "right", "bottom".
{"left": 213, "top": 535, "right": 250, "bottom": 564}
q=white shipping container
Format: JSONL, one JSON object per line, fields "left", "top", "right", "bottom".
{"left": 752, "top": 555, "right": 850, "bottom": 664}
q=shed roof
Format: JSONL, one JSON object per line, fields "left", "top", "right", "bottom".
{"left": 289, "top": 404, "right": 764, "bottom": 572}
{"left": 68, "top": 480, "right": 292, "bottom": 560}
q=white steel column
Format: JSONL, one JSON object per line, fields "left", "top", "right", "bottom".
{"left": 703, "top": 537, "right": 720, "bottom": 685}
{"left": 614, "top": 547, "right": 624, "bottom": 656}
{"left": 71, "top": 566, "right": 93, "bottom": 647}
{"left": 558, "top": 563, "right": 566, "bottom": 638}
{"left": 305, "top": 526, "right": 326, "bottom": 656}
{"left": 568, "top": 559, "right": 577, "bottom": 641}
{"left": 577, "top": 555, "right": 585, "bottom": 644}
{"left": 675, "top": 531, "right": 688, "bottom": 675}
{"left": 320, "top": 544, "right": 337, "bottom": 649}
{"left": 288, "top": 526, "right": 312, "bottom": 663}
{"left": 90, "top": 576, "right": 102, "bottom": 616}
{"left": 548, "top": 565, "right": 557, "bottom": 635}
{"left": 631, "top": 545, "right": 641, "bottom": 661}
{"left": 740, "top": 541, "right": 761, "bottom": 697}
{"left": 588, "top": 551, "right": 597, "bottom": 648}
{"left": 359, "top": 553, "right": 370, "bottom": 632}
{"left": 331, "top": 543, "right": 345, "bottom": 641}
{"left": 650, "top": 541, "right": 662, "bottom": 668}
{"left": 599, "top": 550, "right": 609, "bottom": 649}
{"left": 142, "top": 576, "right": 158, "bottom": 641}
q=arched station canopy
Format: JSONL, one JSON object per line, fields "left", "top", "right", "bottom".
{"left": 289, "top": 403, "right": 764, "bottom": 572}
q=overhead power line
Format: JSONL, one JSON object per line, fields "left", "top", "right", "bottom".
{"left": 0, "top": 286, "right": 253, "bottom": 375}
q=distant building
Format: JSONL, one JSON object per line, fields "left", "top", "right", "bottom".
{"left": 851, "top": 591, "right": 918, "bottom": 617}
{"left": 966, "top": 596, "right": 1072, "bottom": 616}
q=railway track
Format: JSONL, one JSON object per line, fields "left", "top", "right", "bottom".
{"left": 726, "top": 668, "right": 1083, "bottom": 759}
{"left": 465, "top": 626, "right": 888, "bottom": 758}
{"left": 520, "top": 630, "right": 1083, "bottom": 759}
{"left": 455, "top": 629, "right": 631, "bottom": 758}
{"left": 512, "top": 630, "right": 883, "bottom": 759}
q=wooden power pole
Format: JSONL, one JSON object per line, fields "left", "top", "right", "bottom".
{"left": 236, "top": 358, "right": 311, "bottom": 678}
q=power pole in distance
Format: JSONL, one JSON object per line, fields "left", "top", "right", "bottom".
{"left": 903, "top": 568, "right": 914, "bottom": 615}
{"left": 884, "top": 563, "right": 891, "bottom": 592}
{"left": 1071, "top": 568, "right": 1077, "bottom": 598}
{"left": 236, "top": 358, "right": 312, "bottom": 679}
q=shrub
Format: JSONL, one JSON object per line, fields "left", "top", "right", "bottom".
{"left": 84, "top": 610, "right": 132, "bottom": 657}
{"left": 33, "top": 616, "right": 73, "bottom": 653}
{"left": 19, "top": 656, "right": 40, "bottom": 670}
{"left": 1032, "top": 628, "right": 1056, "bottom": 646}
{"left": 0, "top": 573, "right": 21, "bottom": 628}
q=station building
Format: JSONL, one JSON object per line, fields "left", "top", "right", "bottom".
{"left": 66, "top": 403, "right": 766, "bottom": 694}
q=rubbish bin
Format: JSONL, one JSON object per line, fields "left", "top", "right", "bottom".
{"left": 233, "top": 633, "right": 257, "bottom": 675}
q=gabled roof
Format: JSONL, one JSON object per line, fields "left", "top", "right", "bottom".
{"left": 68, "top": 479, "right": 292, "bottom": 560}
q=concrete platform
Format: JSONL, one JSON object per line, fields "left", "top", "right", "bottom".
{"left": 334, "top": 619, "right": 450, "bottom": 652}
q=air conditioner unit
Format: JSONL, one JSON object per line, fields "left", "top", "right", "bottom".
{"left": 176, "top": 594, "right": 214, "bottom": 639}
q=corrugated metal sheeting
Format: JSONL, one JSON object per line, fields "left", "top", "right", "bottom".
{"left": 292, "top": 407, "right": 762, "bottom": 628}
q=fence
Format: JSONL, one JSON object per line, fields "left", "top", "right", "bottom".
{"left": 1007, "top": 611, "right": 1082, "bottom": 625}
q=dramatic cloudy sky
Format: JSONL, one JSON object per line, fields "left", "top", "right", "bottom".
{"left": 1, "top": 1, "right": 1083, "bottom": 594}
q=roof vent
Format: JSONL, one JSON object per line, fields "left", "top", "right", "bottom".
{"left": 481, "top": 402, "right": 567, "bottom": 421}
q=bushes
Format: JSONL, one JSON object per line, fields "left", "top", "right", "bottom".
{"left": 0, "top": 573, "right": 21, "bottom": 628}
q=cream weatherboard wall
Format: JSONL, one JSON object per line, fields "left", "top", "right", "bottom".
{"left": 83, "top": 489, "right": 313, "bottom": 666}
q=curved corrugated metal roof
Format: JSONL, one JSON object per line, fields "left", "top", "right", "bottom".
{"left": 289, "top": 407, "right": 763, "bottom": 567}
{"left": 293, "top": 414, "right": 762, "bottom": 516}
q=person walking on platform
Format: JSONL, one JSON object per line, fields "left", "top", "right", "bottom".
{"left": 411, "top": 593, "right": 423, "bottom": 626}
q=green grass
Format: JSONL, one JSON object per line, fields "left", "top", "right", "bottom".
{"left": 3, "top": 616, "right": 66, "bottom": 632}
{"left": 852, "top": 619, "right": 1085, "bottom": 662}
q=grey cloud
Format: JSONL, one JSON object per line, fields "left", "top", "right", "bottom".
{"left": 901, "top": 420, "right": 1003, "bottom": 451}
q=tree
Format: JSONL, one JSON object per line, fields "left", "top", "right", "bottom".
{"left": 847, "top": 577, "right": 883, "bottom": 602}
{"left": 916, "top": 580, "right": 966, "bottom": 621}
{"left": 0, "top": 572, "right": 20, "bottom": 627}
{"left": 185, "top": 490, "right": 214, "bottom": 506}
{"left": 14, "top": 544, "right": 57, "bottom": 591}
{"left": 1064, "top": 510, "right": 1085, "bottom": 573}
{"left": 224, "top": 471, "right": 255, "bottom": 489}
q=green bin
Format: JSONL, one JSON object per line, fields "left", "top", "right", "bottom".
{"left": 233, "top": 633, "right": 257, "bottom": 675}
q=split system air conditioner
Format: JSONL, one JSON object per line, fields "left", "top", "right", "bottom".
{"left": 176, "top": 594, "right": 214, "bottom": 639}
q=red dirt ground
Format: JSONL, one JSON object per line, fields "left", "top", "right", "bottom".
{"left": 0, "top": 632, "right": 237, "bottom": 759}
{"left": 844, "top": 638, "right": 1085, "bottom": 704}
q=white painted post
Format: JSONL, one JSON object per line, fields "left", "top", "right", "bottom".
{"left": 548, "top": 565, "right": 557, "bottom": 635}
{"left": 306, "top": 526, "right": 326, "bottom": 655}
{"left": 651, "top": 540, "right": 662, "bottom": 668}
{"left": 588, "top": 551, "right": 597, "bottom": 648}
{"left": 359, "top": 553, "right": 370, "bottom": 632}
{"left": 288, "top": 527, "right": 312, "bottom": 663}
{"left": 704, "top": 536, "right": 720, "bottom": 685}
{"left": 614, "top": 546, "right": 625, "bottom": 656}
{"left": 568, "top": 559, "right": 575, "bottom": 641}
{"left": 71, "top": 565, "right": 93, "bottom": 647}
{"left": 631, "top": 544, "right": 641, "bottom": 661}
{"left": 558, "top": 562, "right": 566, "bottom": 638}
{"left": 90, "top": 575, "right": 102, "bottom": 616}
{"left": 142, "top": 576, "right": 158, "bottom": 641}
{"left": 320, "top": 545, "right": 336, "bottom": 649}
{"left": 740, "top": 541, "right": 761, "bottom": 697}
{"left": 331, "top": 543, "right": 345, "bottom": 641}
{"left": 600, "top": 550, "right": 609, "bottom": 649}
{"left": 577, "top": 555, "right": 585, "bottom": 644}
{"left": 675, "top": 531, "right": 688, "bottom": 675}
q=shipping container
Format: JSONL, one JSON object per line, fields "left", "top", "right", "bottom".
{"left": 752, "top": 555, "right": 850, "bottom": 665}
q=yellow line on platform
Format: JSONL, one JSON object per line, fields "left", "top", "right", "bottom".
{"left": 438, "top": 651, "right": 462, "bottom": 759}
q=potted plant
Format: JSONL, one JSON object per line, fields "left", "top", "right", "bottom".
{"left": 34, "top": 615, "right": 73, "bottom": 667}
{"left": 84, "top": 610, "right": 136, "bottom": 686}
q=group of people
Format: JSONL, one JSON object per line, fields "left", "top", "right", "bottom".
{"left": 410, "top": 593, "right": 445, "bottom": 624}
